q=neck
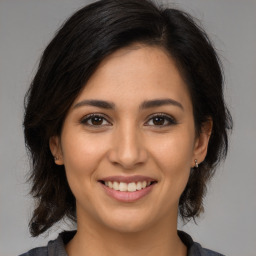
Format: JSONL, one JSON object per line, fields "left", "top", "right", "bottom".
{"left": 65, "top": 212, "right": 187, "bottom": 256}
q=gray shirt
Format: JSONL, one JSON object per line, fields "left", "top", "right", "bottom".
{"left": 19, "top": 230, "right": 225, "bottom": 256}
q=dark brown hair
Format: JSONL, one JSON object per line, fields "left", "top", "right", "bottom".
{"left": 23, "top": 0, "right": 232, "bottom": 236}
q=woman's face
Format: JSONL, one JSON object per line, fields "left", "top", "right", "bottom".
{"left": 50, "top": 45, "right": 209, "bottom": 233}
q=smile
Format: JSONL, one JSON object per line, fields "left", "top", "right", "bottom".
{"left": 103, "top": 181, "right": 153, "bottom": 192}
{"left": 99, "top": 176, "right": 158, "bottom": 202}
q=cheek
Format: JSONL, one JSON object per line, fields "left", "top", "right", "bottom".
{"left": 60, "top": 134, "right": 107, "bottom": 208}
{"left": 150, "top": 130, "right": 194, "bottom": 186}
{"left": 61, "top": 127, "right": 106, "bottom": 167}
{"left": 60, "top": 129, "right": 108, "bottom": 190}
{"left": 154, "top": 132, "right": 194, "bottom": 167}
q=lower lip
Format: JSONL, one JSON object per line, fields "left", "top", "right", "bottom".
{"left": 100, "top": 183, "right": 155, "bottom": 202}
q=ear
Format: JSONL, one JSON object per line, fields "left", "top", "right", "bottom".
{"left": 49, "top": 136, "right": 64, "bottom": 165}
{"left": 191, "top": 118, "right": 213, "bottom": 168}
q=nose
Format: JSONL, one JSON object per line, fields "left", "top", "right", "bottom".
{"left": 107, "top": 123, "right": 148, "bottom": 169}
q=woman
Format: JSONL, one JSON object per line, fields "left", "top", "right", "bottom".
{"left": 20, "top": 0, "right": 232, "bottom": 255}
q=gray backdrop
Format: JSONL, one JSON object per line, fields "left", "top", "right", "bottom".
{"left": 1, "top": 0, "right": 255, "bottom": 255}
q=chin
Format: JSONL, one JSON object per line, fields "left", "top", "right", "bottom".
{"left": 107, "top": 220, "right": 149, "bottom": 234}
{"left": 100, "top": 209, "right": 156, "bottom": 234}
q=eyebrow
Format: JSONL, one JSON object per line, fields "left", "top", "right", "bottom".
{"left": 139, "top": 98, "right": 184, "bottom": 110}
{"left": 74, "top": 99, "right": 115, "bottom": 109}
{"left": 73, "top": 98, "right": 184, "bottom": 111}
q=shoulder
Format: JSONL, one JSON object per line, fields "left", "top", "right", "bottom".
{"left": 18, "top": 231, "right": 75, "bottom": 256}
{"left": 19, "top": 230, "right": 224, "bottom": 256}
{"left": 18, "top": 246, "right": 48, "bottom": 256}
{"left": 178, "top": 230, "right": 225, "bottom": 256}
{"left": 191, "top": 242, "right": 225, "bottom": 256}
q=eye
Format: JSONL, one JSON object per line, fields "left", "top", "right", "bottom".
{"left": 80, "top": 114, "right": 111, "bottom": 127}
{"left": 145, "top": 113, "right": 177, "bottom": 127}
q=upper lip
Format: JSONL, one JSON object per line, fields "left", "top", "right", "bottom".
{"left": 99, "top": 175, "right": 157, "bottom": 183}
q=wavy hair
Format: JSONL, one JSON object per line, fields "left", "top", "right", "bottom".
{"left": 23, "top": 0, "right": 232, "bottom": 236}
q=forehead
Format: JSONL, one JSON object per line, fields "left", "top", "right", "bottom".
{"left": 73, "top": 44, "right": 192, "bottom": 110}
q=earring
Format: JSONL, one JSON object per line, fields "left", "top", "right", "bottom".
{"left": 54, "top": 156, "right": 59, "bottom": 161}
{"left": 194, "top": 159, "right": 199, "bottom": 168}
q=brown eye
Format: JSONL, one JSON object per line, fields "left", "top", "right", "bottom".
{"left": 145, "top": 114, "right": 177, "bottom": 127}
{"left": 152, "top": 116, "right": 165, "bottom": 125}
{"left": 81, "top": 114, "right": 111, "bottom": 127}
{"left": 91, "top": 116, "right": 104, "bottom": 125}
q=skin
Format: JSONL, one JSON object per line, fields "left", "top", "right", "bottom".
{"left": 50, "top": 44, "right": 212, "bottom": 256}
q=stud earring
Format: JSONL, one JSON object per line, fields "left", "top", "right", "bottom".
{"left": 54, "top": 156, "right": 59, "bottom": 161}
{"left": 194, "top": 159, "right": 199, "bottom": 168}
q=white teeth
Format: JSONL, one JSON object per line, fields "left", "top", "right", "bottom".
{"left": 113, "top": 181, "right": 119, "bottom": 190}
{"left": 127, "top": 182, "right": 136, "bottom": 192}
{"left": 105, "top": 181, "right": 113, "bottom": 188}
{"left": 104, "top": 180, "right": 153, "bottom": 192}
{"left": 136, "top": 182, "right": 142, "bottom": 190}
{"left": 108, "top": 181, "right": 113, "bottom": 188}
{"left": 119, "top": 182, "right": 127, "bottom": 191}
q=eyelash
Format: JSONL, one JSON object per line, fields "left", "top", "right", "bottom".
{"left": 80, "top": 113, "right": 111, "bottom": 127}
{"left": 80, "top": 113, "right": 177, "bottom": 128}
{"left": 145, "top": 113, "right": 177, "bottom": 127}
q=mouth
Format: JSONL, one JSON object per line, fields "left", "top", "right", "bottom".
{"left": 99, "top": 180, "right": 157, "bottom": 192}
{"left": 98, "top": 175, "right": 158, "bottom": 202}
